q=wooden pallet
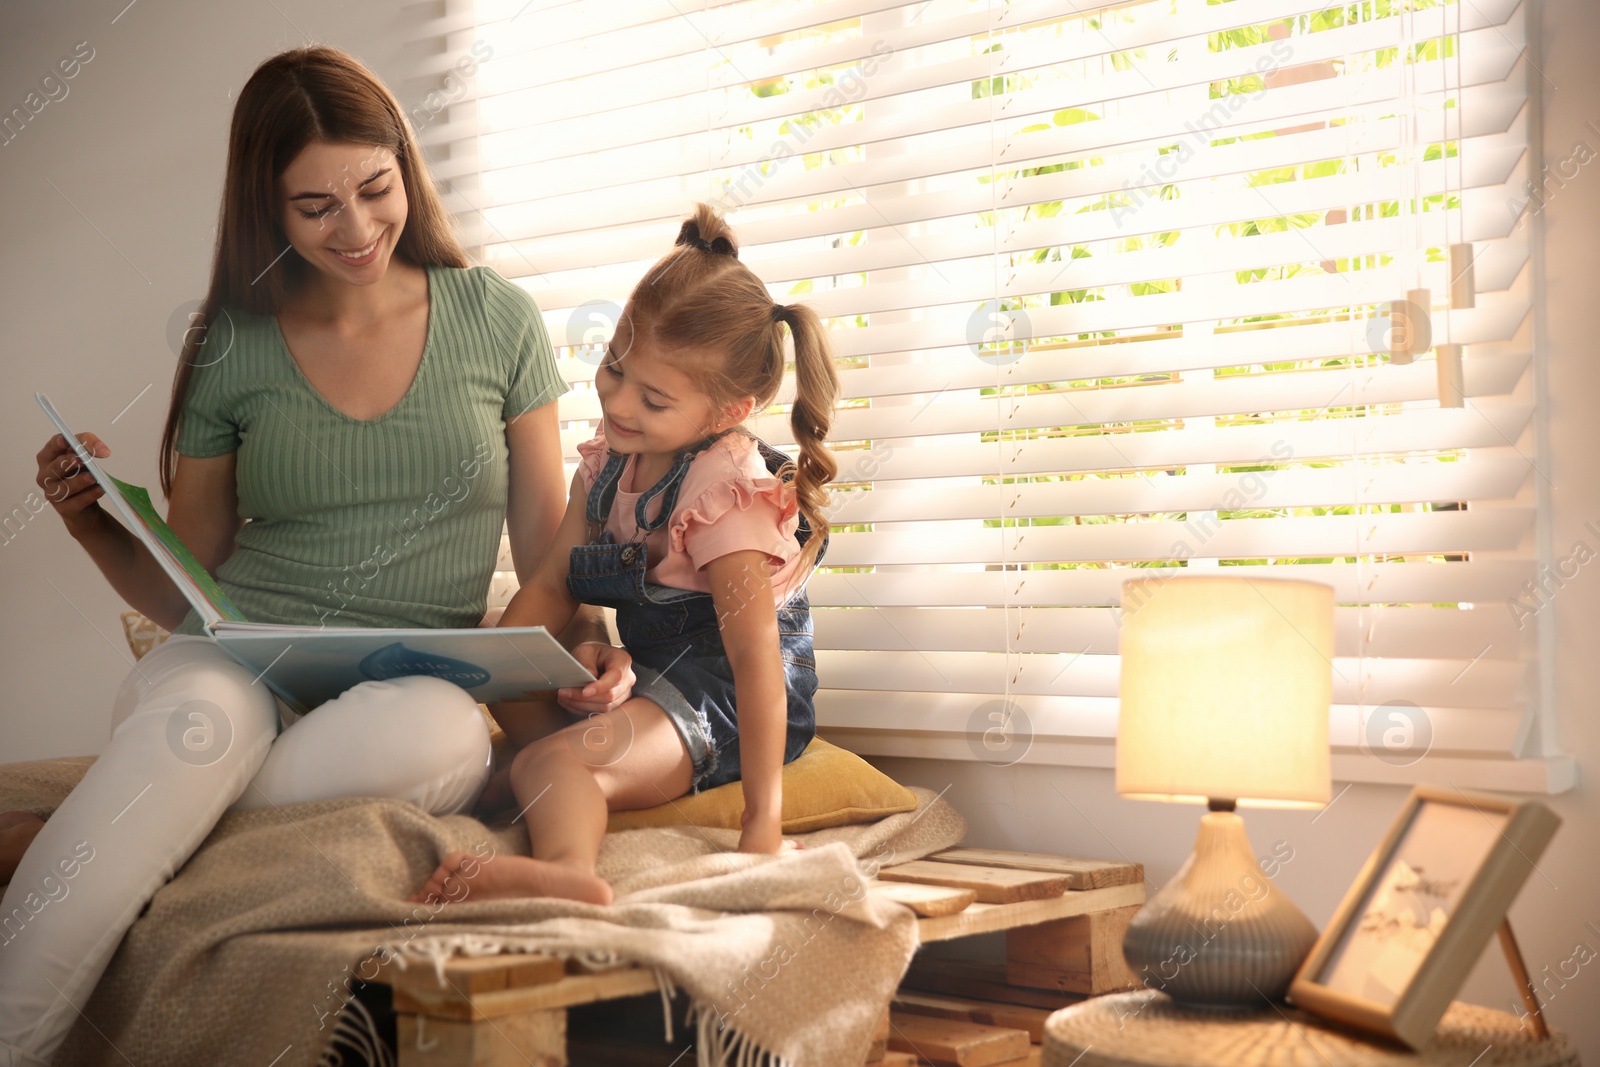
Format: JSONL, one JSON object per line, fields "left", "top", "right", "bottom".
{"left": 376, "top": 847, "right": 1144, "bottom": 1066}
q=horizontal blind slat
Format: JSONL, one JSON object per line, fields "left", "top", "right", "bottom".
{"left": 812, "top": 690, "right": 1526, "bottom": 757}
{"left": 813, "top": 649, "right": 1523, "bottom": 710}
{"left": 814, "top": 452, "right": 1530, "bottom": 526}
{"left": 812, "top": 605, "right": 1526, "bottom": 659}
{"left": 806, "top": 561, "right": 1532, "bottom": 608}
{"left": 821, "top": 508, "right": 1532, "bottom": 566}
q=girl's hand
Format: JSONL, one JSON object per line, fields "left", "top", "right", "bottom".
{"left": 737, "top": 806, "right": 799, "bottom": 855}
{"left": 36, "top": 433, "right": 110, "bottom": 535}
{"left": 558, "top": 642, "right": 636, "bottom": 715}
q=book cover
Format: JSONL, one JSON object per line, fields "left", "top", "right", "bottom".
{"left": 210, "top": 624, "right": 594, "bottom": 713}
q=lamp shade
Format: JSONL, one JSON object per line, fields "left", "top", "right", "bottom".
{"left": 1117, "top": 576, "right": 1333, "bottom": 807}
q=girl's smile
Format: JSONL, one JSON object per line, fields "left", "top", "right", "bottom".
{"left": 605, "top": 416, "right": 643, "bottom": 439}
{"left": 594, "top": 337, "right": 751, "bottom": 477}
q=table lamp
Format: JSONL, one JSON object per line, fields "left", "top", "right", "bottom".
{"left": 1117, "top": 575, "right": 1333, "bottom": 1006}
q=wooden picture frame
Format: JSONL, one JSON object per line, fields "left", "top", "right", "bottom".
{"left": 1289, "top": 785, "right": 1559, "bottom": 1050}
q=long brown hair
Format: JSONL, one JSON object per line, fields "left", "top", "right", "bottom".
{"left": 622, "top": 203, "right": 841, "bottom": 573}
{"left": 158, "top": 45, "right": 469, "bottom": 497}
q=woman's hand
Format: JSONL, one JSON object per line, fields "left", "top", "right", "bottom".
{"left": 36, "top": 433, "right": 110, "bottom": 537}
{"left": 557, "top": 642, "right": 636, "bottom": 715}
{"left": 30, "top": 440, "right": 240, "bottom": 630}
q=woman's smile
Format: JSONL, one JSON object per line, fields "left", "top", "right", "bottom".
{"left": 278, "top": 141, "right": 409, "bottom": 285}
{"left": 330, "top": 230, "right": 384, "bottom": 267}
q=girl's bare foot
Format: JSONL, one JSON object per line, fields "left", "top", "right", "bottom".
{"left": 0, "top": 812, "right": 46, "bottom": 886}
{"left": 408, "top": 850, "right": 612, "bottom": 906}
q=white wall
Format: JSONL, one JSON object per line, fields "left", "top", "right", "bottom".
{"left": 1, "top": 0, "right": 1596, "bottom": 1061}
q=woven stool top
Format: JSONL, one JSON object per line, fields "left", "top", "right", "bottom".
{"left": 1042, "top": 991, "right": 1577, "bottom": 1067}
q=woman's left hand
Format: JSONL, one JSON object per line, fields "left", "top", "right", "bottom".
{"left": 558, "top": 642, "right": 636, "bottom": 715}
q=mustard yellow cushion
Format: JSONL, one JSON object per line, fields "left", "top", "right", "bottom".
{"left": 605, "top": 736, "right": 919, "bottom": 834}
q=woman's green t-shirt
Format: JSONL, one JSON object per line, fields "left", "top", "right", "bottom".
{"left": 170, "top": 265, "right": 565, "bottom": 635}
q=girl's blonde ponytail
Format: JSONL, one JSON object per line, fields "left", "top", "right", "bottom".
{"left": 778, "top": 303, "right": 840, "bottom": 574}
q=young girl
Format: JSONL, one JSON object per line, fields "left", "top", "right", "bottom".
{"left": 413, "top": 204, "right": 841, "bottom": 905}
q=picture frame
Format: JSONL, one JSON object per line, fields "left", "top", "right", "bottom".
{"left": 1288, "top": 785, "right": 1560, "bottom": 1050}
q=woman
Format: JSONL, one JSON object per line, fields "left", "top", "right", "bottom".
{"left": 0, "top": 46, "right": 628, "bottom": 1065}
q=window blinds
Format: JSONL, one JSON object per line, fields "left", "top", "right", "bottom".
{"left": 438, "top": 0, "right": 1569, "bottom": 791}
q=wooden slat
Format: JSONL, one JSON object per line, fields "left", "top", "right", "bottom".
{"left": 396, "top": 1010, "right": 565, "bottom": 1067}
{"left": 866, "top": 1007, "right": 891, "bottom": 1063}
{"left": 930, "top": 848, "right": 1145, "bottom": 891}
{"left": 903, "top": 956, "right": 1086, "bottom": 1012}
{"left": 916, "top": 883, "right": 1145, "bottom": 942}
{"left": 879, "top": 861, "right": 1069, "bottom": 904}
{"left": 1005, "top": 904, "right": 1143, "bottom": 995}
{"left": 888, "top": 1011, "right": 1032, "bottom": 1067}
{"left": 381, "top": 952, "right": 566, "bottom": 1002}
{"left": 892, "top": 990, "right": 1053, "bottom": 1043}
{"left": 380, "top": 852, "right": 1146, "bottom": 1045}
{"left": 394, "top": 964, "right": 661, "bottom": 1021}
{"left": 870, "top": 878, "right": 979, "bottom": 917}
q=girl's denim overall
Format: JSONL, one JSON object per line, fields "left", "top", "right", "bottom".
{"left": 566, "top": 434, "right": 823, "bottom": 793}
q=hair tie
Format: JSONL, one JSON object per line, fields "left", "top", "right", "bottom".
{"left": 770, "top": 304, "right": 786, "bottom": 323}
{"left": 677, "top": 225, "right": 736, "bottom": 257}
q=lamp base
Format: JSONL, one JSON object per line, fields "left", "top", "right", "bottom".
{"left": 1122, "top": 809, "right": 1317, "bottom": 1007}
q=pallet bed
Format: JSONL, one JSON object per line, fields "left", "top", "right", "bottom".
{"left": 376, "top": 847, "right": 1146, "bottom": 1067}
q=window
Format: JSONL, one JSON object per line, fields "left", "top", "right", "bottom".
{"left": 435, "top": 0, "right": 1567, "bottom": 791}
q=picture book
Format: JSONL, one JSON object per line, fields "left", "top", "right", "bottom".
{"left": 37, "top": 392, "right": 593, "bottom": 714}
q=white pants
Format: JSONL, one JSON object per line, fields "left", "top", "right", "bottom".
{"left": 0, "top": 636, "right": 492, "bottom": 1065}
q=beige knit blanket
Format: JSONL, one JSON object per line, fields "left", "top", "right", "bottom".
{"left": 0, "top": 757, "right": 965, "bottom": 1067}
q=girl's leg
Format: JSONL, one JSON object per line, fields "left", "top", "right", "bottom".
{"left": 0, "top": 637, "right": 280, "bottom": 1066}
{"left": 412, "top": 696, "right": 692, "bottom": 905}
{"left": 474, "top": 694, "right": 573, "bottom": 819}
{"left": 228, "top": 675, "right": 492, "bottom": 816}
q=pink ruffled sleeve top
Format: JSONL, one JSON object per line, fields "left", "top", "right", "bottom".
{"left": 574, "top": 427, "right": 809, "bottom": 606}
